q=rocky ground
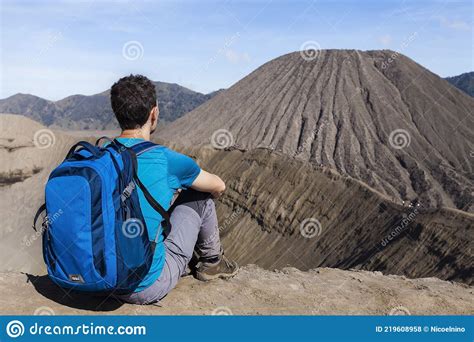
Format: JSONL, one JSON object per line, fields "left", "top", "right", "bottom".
{"left": 0, "top": 265, "right": 472, "bottom": 315}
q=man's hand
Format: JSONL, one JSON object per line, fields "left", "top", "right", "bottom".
{"left": 191, "top": 169, "right": 226, "bottom": 197}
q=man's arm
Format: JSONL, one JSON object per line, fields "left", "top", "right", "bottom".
{"left": 191, "top": 169, "right": 226, "bottom": 198}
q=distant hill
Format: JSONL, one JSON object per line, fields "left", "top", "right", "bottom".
{"left": 0, "top": 82, "right": 221, "bottom": 130}
{"left": 445, "top": 72, "right": 474, "bottom": 97}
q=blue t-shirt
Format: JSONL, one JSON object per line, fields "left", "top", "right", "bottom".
{"left": 116, "top": 138, "right": 201, "bottom": 292}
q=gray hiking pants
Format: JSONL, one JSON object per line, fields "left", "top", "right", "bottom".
{"left": 119, "top": 190, "right": 221, "bottom": 305}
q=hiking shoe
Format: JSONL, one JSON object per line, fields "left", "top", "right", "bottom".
{"left": 184, "top": 250, "right": 203, "bottom": 276}
{"left": 195, "top": 254, "right": 239, "bottom": 281}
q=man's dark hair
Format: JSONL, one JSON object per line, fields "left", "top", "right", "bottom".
{"left": 110, "top": 74, "right": 157, "bottom": 130}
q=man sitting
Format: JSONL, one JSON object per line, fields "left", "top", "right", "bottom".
{"left": 110, "top": 74, "right": 238, "bottom": 304}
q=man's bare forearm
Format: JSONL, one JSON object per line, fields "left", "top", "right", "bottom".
{"left": 191, "top": 169, "right": 226, "bottom": 197}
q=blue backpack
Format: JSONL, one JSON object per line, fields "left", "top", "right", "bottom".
{"left": 33, "top": 138, "right": 170, "bottom": 294}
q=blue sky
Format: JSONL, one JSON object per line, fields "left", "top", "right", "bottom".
{"left": 0, "top": 0, "right": 472, "bottom": 100}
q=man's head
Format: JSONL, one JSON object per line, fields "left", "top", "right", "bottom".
{"left": 110, "top": 74, "right": 159, "bottom": 132}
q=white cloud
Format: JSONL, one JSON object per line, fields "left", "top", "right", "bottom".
{"left": 102, "top": 24, "right": 140, "bottom": 34}
{"left": 223, "top": 49, "right": 251, "bottom": 64}
{"left": 378, "top": 34, "right": 392, "bottom": 46}
{"left": 434, "top": 16, "right": 470, "bottom": 31}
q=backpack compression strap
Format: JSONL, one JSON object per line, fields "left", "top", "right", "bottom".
{"left": 95, "top": 136, "right": 114, "bottom": 147}
{"left": 32, "top": 203, "right": 47, "bottom": 232}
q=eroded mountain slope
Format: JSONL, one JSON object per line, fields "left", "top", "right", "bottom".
{"left": 161, "top": 50, "right": 474, "bottom": 211}
{"left": 171, "top": 144, "right": 473, "bottom": 285}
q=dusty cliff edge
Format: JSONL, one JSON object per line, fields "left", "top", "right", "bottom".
{"left": 0, "top": 265, "right": 472, "bottom": 315}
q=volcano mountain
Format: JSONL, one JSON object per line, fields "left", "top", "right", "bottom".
{"left": 161, "top": 49, "right": 474, "bottom": 212}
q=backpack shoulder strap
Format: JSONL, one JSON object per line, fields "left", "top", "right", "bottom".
{"left": 134, "top": 175, "right": 171, "bottom": 239}
{"left": 124, "top": 141, "right": 171, "bottom": 239}
{"left": 112, "top": 139, "right": 171, "bottom": 236}
{"left": 130, "top": 141, "right": 160, "bottom": 156}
